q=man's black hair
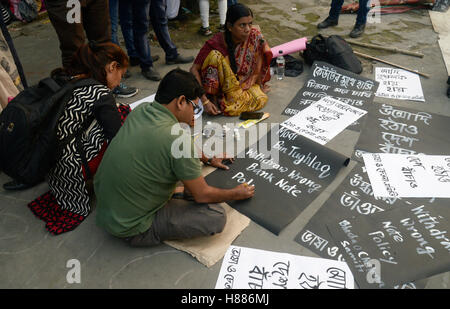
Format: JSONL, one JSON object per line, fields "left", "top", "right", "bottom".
{"left": 155, "top": 68, "right": 205, "bottom": 104}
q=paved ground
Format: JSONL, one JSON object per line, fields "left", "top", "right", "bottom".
{"left": 1, "top": 0, "right": 449, "bottom": 289}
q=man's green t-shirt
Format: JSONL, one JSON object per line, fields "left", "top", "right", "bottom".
{"left": 94, "top": 102, "right": 202, "bottom": 237}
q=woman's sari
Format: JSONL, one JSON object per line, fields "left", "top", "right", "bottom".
{"left": 194, "top": 27, "right": 272, "bottom": 116}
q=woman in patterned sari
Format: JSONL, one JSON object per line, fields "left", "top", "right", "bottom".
{"left": 190, "top": 3, "right": 272, "bottom": 116}
{"left": 28, "top": 41, "right": 131, "bottom": 235}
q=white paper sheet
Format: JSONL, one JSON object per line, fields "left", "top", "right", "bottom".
{"left": 362, "top": 153, "right": 450, "bottom": 198}
{"left": 129, "top": 93, "right": 203, "bottom": 119}
{"left": 215, "top": 246, "right": 354, "bottom": 289}
{"left": 375, "top": 67, "right": 425, "bottom": 102}
{"left": 280, "top": 96, "right": 367, "bottom": 145}
{"left": 129, "top": 94, "right": 155, "bottom": 110}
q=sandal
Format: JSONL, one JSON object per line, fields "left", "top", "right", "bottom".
{"left": 199, "top": 27, "right": 213, "bottom": 36}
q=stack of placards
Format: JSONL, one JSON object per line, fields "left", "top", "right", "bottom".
{"left": 282, "top": 61, "right": 379, "bottom": 131}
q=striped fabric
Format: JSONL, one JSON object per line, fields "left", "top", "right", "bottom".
{"left": 47, "top": 85, "right": 110, "bottom": 217}
{"left": 1, "top": 4, "right": 12, "bottom": 25}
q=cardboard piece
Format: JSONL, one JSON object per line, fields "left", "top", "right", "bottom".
{"left": 164, "top": 203, "right": 250, "bottom": 268}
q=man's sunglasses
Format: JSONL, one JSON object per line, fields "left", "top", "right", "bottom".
{"left": 186, "top": 98, "right": 202, "bottom": 115}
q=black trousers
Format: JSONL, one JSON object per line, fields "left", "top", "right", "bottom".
{"left": 44, "top": 0, "right": 111, "bottom": 68}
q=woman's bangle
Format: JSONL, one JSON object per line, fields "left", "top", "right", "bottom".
{"left": 203, "top": 100, "right": 210, "bottom": 106}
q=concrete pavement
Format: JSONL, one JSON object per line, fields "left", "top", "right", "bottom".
{"left": 1, "top": 0, "right": 449, "bottom": 289}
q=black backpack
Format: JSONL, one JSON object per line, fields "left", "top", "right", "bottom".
{"left": 0, "top": 77, "right": 99, "bottom": 185}
{"left": 302, "top": 34, "right": 363, "bottom": 74}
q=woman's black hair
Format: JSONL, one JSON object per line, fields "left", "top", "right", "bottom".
{"left": 224, "top": 3, "right": 253, "bottom": 75}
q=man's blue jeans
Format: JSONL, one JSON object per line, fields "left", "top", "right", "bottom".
{"left": 149, "top": 0, "right": 178, "bottom": 61}
{"left": 109, "top": 0, "right": 119, "bottom": 45}
{"left": 119, "top": 0, "right": 153, "bottom": 70}
{"left": 329, "top": 0, "right": 370, "bottom": 25}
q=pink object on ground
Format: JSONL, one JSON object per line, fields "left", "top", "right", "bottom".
{"left": 271, "top": 37, "right": 308, "bottom": 58}
{"left": 8, "top": 97, "right": 14, "bottom": 103}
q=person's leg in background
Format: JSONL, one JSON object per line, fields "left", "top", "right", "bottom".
{"left": 217, "top": 0, "right": 227, "bottom": 31}
{"left": 150, "top": 0, "right": 193, "bottom": 64}
{"left": 199, "top": 0, "right": 226, "bottom": 35}
{"left": 350, "top": 0, "right": 369, "bottom": 38}
{"left": 99, "top": 0, "right": 138, "bottom": 97}
{"left": 317, "top": 0, "right": 342, "bottom": 29}
{"left": 109, "top": 0, "right": 119, "bottom": 45}
{"left": 133, "top": 0, "right": 161, "bottom": 81}
{"left": 199, "top": 0, "right": 212, "bottom": 36}
{"left": 44, "top": 0, "right": 86, "bottom": 68}
{"left": 118, "top": 0, "right": 140, "bottom": 63}
{"left": 82, "top": 0, "right": 111, "bottom": 44}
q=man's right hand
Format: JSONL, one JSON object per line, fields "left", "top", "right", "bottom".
{"left": 233, "top": 183, "right": 255, "bottom": 200}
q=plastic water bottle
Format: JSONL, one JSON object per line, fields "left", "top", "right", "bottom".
{"left": 276, "top": 50, "right": 285, "bottom": 80}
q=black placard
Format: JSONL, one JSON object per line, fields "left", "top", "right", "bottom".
{"left": 295, "top": 163, "right": 401, "bottom": 261}
{"left": 282, "top": 61, "right": 379, "bottom": 132}
{"left": 294, "top": 162, "right": 433, "bottom": 289}
{"left": 353, "top": 102, "right": 450, "bottom": 162}
{"left": 326, "top": 200, "right": 450, "bottom": 289}
{"left": 205, "top": 127, "right": 349, "bottom": 235}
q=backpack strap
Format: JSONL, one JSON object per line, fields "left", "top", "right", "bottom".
{"left": 39, "top": 77, "right": 62, "bottom": 93}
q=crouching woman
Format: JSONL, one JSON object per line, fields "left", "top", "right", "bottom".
{"left": 28, "top": 41, "right": 130, "bottom": 235}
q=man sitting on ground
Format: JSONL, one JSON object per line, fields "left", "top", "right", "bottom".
{"left": 94, "top": 68, "right": 255, "bottom": 247}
